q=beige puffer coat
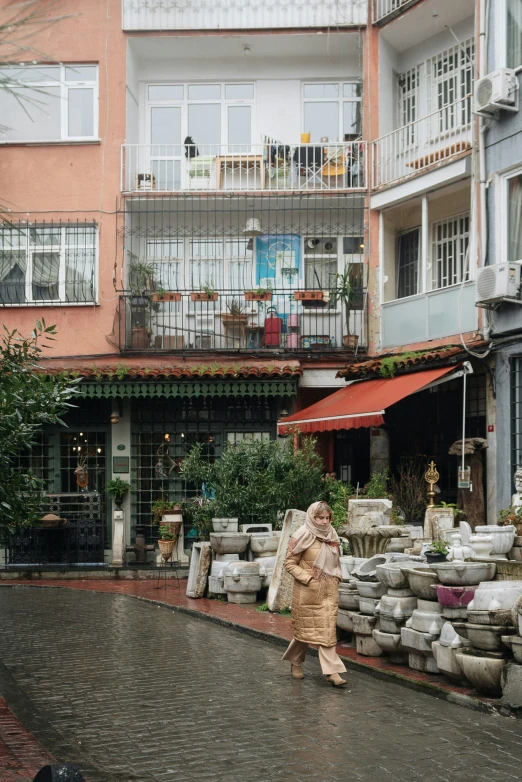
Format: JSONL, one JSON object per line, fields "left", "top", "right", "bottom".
{"left": 284, "top": 538, "right": 340, "bottom": 647}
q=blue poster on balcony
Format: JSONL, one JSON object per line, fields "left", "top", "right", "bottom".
{"left": 256, "top": 234, "right": 301, "bottom": 290}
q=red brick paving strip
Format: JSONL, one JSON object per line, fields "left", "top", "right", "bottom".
{"left": 0, "top": 696, "right": 55, "bottom": 782}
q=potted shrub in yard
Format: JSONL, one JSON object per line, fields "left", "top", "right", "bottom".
{"left": 329, "top": 265, "right": 359, "bottom": 349}
{"left": 107, "top": 478, "right": 131, "bottom": 509}
{"left": 425, "top": 539, "right": 449, "bottom": 564}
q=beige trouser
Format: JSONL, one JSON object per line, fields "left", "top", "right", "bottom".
{"left": 282, "top": 638, "right": 347, "bottom": 675}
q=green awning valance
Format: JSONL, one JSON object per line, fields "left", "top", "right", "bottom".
{"left": 73, "top": 380, "right": 296, "bottom": 399}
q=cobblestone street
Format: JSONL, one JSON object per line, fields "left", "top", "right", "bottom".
{"left": 2, "top": 587, "right": 522, "bottom": 782}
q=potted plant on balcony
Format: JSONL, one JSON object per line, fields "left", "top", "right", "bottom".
{"left": 107, "top": 477, "right": 131, "bottom": 509}
{"left": 129, "top": 261, "right": 156, "bottom": 348}
{"left": 190, "top": 281, "right": 219, "bottom": 302}
{"left": 152, "top": 287, "right": 182, "bottom": 303}
{"left": 294, "top": 290, "right": 328, "bottom": 307}
{"left": 329, "top": 265, "right": 359, "bottom": 349}
{"left": 244, "top": 287, "right": 273, "bottom": 302}
{"left": 221, "top": 298, "right": 248, "bottom": 327}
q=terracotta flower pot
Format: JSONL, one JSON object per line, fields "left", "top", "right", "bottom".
{"left": 190, "top": 292, "right": 219, "bottom": 302}
{"left": 244, "top": 291, "right": 272, "bottom": 301}
{"left": 153, "top": 292, "right": 181, "bottom": 302}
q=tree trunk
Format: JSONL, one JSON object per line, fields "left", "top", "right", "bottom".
{"left": 457, "top": 451, "right": 485, "bottom": 531}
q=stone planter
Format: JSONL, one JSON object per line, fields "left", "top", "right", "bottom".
{"left": 441, "top": 605, "right": 469, "bottom": 620}
{"left": 209, "top": 532, "right": 250, "bottom": 555}
{"left": 430, "top": 561, "right": 496, "bottom": 586}
{"left": 435, "top": 584, "right": 477, "bottom": 608}
{"left": 455, "top": 650, "right": 506, "bottom": 695}
{"left": 402, "top": 566, "right": 439, "bottom": 601}
{"left": 452, "top": 621, "right": 515, "bottom": 652}
{"left": 208, "top": 575, "right": 227, "bottom": 595}
{"left": 468, "top": 580, "right": 522, "bottom": 611}
{"left": 372, "top": 629, "right": 407, "bottom": 663}
{"left": 347, "top": 527, "right": 403, "bottom": 558}
{"left": 212, "top": 518, "right": 239, "bottom": 533}
{"left": 224, "top": 562, "right": 261, "bottom": 604}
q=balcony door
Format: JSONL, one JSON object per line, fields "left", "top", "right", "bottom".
{"left": 149, "top": 105, "right": 182, "bottom": 191}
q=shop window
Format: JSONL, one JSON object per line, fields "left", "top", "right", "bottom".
{"left": 0, "top": 64, "right": 98, "bottom": 142}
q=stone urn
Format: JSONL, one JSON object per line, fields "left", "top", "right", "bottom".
{"left": 209, "top": 532, "right": 250, "bottom": 556}
{"left": 454, "top": 650, "right": 506, "bottom": 694}
{"left": 224, "top": 562, "right": 262, "bottom": 604}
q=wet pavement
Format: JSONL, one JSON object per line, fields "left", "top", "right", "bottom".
{"left": 1, "top": 587, "right": 522, "bottom": 782}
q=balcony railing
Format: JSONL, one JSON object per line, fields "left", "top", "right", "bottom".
{"left": 122, "top": 0, "right": 367, "bottom": 30}
{"left": 372, "top": 97, "right": 472, "bottom": 188}
{"left": 119, "top": 289, "right": 367, "bottom": 353}
{"left": 373, "top": 0, "right": 419, "bottom": 23}
{"left": 122, "top": 142, "right": 366, "bottom": 194}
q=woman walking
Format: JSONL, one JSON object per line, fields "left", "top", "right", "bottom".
{"left": 281, "top": 501, "right": 347, "bottom": 687}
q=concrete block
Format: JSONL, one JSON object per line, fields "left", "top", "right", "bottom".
{"left": 501, "top": 662, "right": 522, "bottom": 709}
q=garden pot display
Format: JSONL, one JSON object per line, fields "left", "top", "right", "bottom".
{"left": 454, "top": 650, "right": 506, "bottom": 695}
{"left": 468, "top": 580, "right": 522, "bottom": 612}
{"left": 209, "top": 532, "right": 250, "bottom": 556}
{"left": 337, "top": 608, "right": 355, "bottom": 633}
{"left": 338, "top": 583, "right": 360, "bottom": 610}
{"left": 372, "top": 629, "right": 407, "bottom": 663}
{"left": 212, "top": 518, "right": 239, "bottom": 533}
{"left": 353, "top": 579, "right": 387, "bottom": 599}
{"left": 430, "top": 561, "right": 496, "bottom": 586}
{"left": 475, "top": 525, "right": 515, "bottom": 560}
{"left": 451, "top": 622, "right": 515, "bottom": 652}
{"left": 406, "top": 599, "right": 444, "bottom": 638}
{"left": 402, "top": 566, "right": 439, "bottom": 601}
{"left": 432, "top": 641, "right": 468, "bottom": 682}
{"left": 249, "top": 533, "right": 281, "bottom": 558}
{"left": 224, "top": 562, "right": 262, "bottom": 604}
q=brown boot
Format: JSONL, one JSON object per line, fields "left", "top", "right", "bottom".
{"left": 291, "top": 664, "right": 304, "bottom": 679}
{"left": 326, "top": 673, "right": 347, "bottom": 687}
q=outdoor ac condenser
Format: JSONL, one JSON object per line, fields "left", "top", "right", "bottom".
{"left": 474, "top": 68, "right": 518, "bottom": 116}
{"left": 475, "top": 262, "right": 522, "bottom": 306}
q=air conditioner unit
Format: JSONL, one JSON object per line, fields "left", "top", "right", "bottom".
{"left": 135, "top": 172, "right": 155, "bottom": 191}
{"left": 474, "top": 68, "right": 518, "bottom": 116}
{"left": 475, "top": 262, "right": 522, "bottom": 306}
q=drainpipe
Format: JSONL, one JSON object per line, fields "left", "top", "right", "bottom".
{"left": 478, "top": 0, "right": 488, "bottom": 274}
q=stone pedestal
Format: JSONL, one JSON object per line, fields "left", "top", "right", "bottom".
{"left": 423, "top": 507, "right": 454, "bottom": 539}
{"left": 112, "top": 510, "right": 125, "bottom": 566}
{"left": 267, "top": 509, "right": 306, "bottom": 612}
{"left": 186, "top": 542, "right": 212, "bottom": 598}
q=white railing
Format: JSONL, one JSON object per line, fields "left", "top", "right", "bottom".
{"left": 122, "top": 0, "right": 367, "bottom": 30}
{"left": 122, "top": 142, "right": 367, "bottom": 194}
{"left": 372, "top": 97, "right": 473, "bottom": 188}
{"left": 373, "top": 0, "right": 418, "bottom": 23}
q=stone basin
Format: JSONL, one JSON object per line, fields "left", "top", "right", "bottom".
{"left": 352, "top": 555, "right": 388, "bottom": 582}
{"left": 407, "top": 599, "right": 444, "bottom": 637}
{"left": 376, "top": 562, "right": 413, "bottom": 590}
{"left": 249, "top": 533, "right": 281, "bottom": 557}
{"left": 210, "top": 532, "right": 250, "bottom": 555}
{"left": 451, "top": 621, "right": 515, "bottom": 652}
{"left": 475, "top": 525, "right": 515, "bottom": 557}
{"left": 401, "top": 626, "right": 438, "bottom": 655}
{"left": 377, "top": 593, "right": 417, "bottom": 623}
{"left": 430, "top": 561, "right": 496, "bottom": 586}
{"left": 455, "top": 650, "right": 506, "bottom": 694}
{"left": 337, "top": 608, "right": 354, "bottom": 633}
{"left": 351, "top": 612, "right": 378, "bottom": 636}
{"left": 380, "top": 614, "right": 407, "bottom": 634}
{"left": 340, "top": 556, "right": 366, "bottom": 581}
{"left": 353, "top": 579, "right": 387, "bottom": 599}
{"left": 372, "top": 629, "right": 407, "bottom": 663}
{"left": 432, "top": 641, "right": 468, "bottom": 682}
{"left": 501, "top": 634, "right": 522, "bottom": 663}
{"left": 346, "top": 525, "right": 403, "bottom": 559}
{"left": 466, "top": 608, "right": 513, "bottom": 627}
{"left": 212, "top": 518, "right": 239, "bottom": 532}
{"left": 338, "top": 584, "right": 360, "bottom": 611}
{"left": 435, "top": 584, "right": 477, "bottom": 608}
{"left": 402, "top": 566, "right": 440, "bottom": 601}
{"left": 440, "top": 620, "right": 469, "bottom": 649}
{"left": 224, "top": 562, "right": 261, "bottom": 603}
{"left": 441, "top": 605, "right": 469, "bottom": 620}
{"left": 358, "top": 596, "right": 381, "bottom": 616}
{"left": 468, "top": 580, "right": 522, "bottom": 611}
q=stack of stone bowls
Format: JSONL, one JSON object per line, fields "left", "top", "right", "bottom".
{"left": 371, "top": 560, "right": 421, "bottom": 664}
{"left": 399, "top": 566, "right": 443, "bottom": 673}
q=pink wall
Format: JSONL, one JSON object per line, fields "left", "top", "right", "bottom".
{"left": 0, "top": 0, "right": 125, "bottom": 357}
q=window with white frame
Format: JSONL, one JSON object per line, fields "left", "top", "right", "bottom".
{"left": 397, "top": 67, "right": 419, "bottom": 145}
{"left": 302, "top": 82, "right": 362, "bottom": 142}
{"left": 304, "top": 237, "right": 338, "bottom": 289}
{"left": 0, "top": 223, "right": 97, "bottom": 304}
{"left": 431, "top": 213, "right": 470, "bottom": 290}
{"left": 0, "top": 65, "right": 98, "bottom": 143}
{"left": 507, "top": 171, "right": 522, "bottom": 262}
{"left": 147, "top": 240, "right": 183, "bottom": 290}
{"left": 189, "top": 240, "right": 223, "bottom": 291}
{"left": 397, "top": 228, "right": 419, "bottom": 299}
{"left": 227, "top": 431, "right": 270, "bottom": 444}
{"left": 507, "top": 0, "right": 522, "bottom": 69}
{"left": 427, "top": 40, "right": 474, "bottom": 134}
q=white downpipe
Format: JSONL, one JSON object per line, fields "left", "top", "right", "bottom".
{"left": 479, "top": 0, "right": 488, "bottom": 274}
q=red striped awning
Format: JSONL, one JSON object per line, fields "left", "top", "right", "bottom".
{"left": 277, "top": 366, "right": 459, "bottom": 435}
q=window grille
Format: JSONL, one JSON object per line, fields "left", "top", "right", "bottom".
{"left": 427, "top": 39, "right": 475, "bottom": 135}
{"left": 397, "top": 229, "right": 419, "bottom": 299}
{"left": 0, "top": 222, "right": 97, "bottom": 305}
{"left": 397, "top": 67, "right": 419, "bottom": 146}
{"left": 431, "top": 213, "right": 470, "bottom": 290}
